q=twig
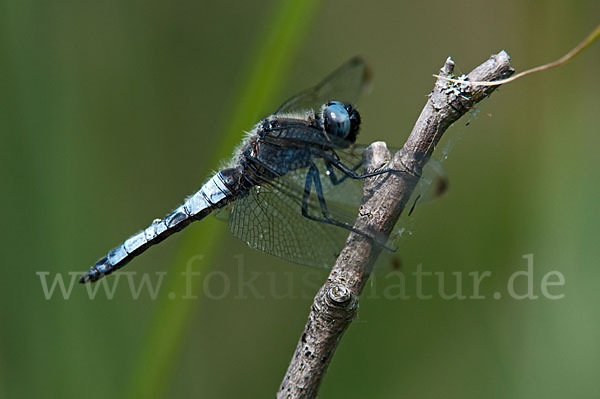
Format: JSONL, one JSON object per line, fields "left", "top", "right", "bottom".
{"left": 433, "top": 23, "right": 599, "bottom": 87}
{"left": 277, "top": 51, "right": 514, "bottom": 399}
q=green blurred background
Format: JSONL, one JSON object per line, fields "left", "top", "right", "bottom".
{"left": 2, "top": 0, "right": 599, "bottom": 398}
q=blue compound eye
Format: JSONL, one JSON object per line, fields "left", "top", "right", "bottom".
{"left": 324, "top": 101, "right": 351, "bottom": 139}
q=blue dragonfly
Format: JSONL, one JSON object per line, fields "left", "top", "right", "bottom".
{"left": 81, "top": 58, "right": 445, "bottom": 283}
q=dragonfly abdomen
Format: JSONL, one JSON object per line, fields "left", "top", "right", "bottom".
{"left": 80, "top": 169, "right": 240, "bottom": 283}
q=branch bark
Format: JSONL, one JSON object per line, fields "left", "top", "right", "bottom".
{"left": 277, "top": 52, "right": 514, "bottom": 399}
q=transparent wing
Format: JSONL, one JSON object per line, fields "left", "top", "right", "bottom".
{"left": 213, "top": 204, "right": 233, "bottom": 222}
{"left": 275, "top": 57, "right": 372, "bottom": 114}
{"left": 279, "top": 145, "right": 448, "bottom": 211}
{"left": 226, "top": 152, "right": 448, "bottom": 268}
{"left": 228, "top": 172, "right": 359, "bottom": 269}
{"left": 345, "top": 145, "right": 449, "bottom": 206}
{"left": 410, "top": 156, "right": 449, "bottom": 206}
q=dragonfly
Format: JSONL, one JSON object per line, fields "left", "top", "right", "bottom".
{"left": 80, "top": 57, "right": 445, "bottom": 283}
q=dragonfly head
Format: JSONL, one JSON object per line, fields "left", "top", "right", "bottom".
{"left": 322, "top": 101, "right": 360, "bottom": 146}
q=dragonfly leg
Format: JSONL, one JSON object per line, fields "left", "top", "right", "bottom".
{"left": 302, "top": 162, "right": 396, "bottom": 252}
{"left": 302, "top": 162, "right": 371, "bottom": 238}
{"left": 324, "top": 159, "right": 363, "bottom": 185}
{"left": 322, "top": 152, "right": 407, "bottom": 180}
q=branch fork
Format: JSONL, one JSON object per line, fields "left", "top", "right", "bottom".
{"left": 277, "top": 51, "right": 514, "bottom": 399}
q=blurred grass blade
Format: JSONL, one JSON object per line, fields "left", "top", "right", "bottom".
{"left": 127, "top": 0, "right": 319, "bottom": 397}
